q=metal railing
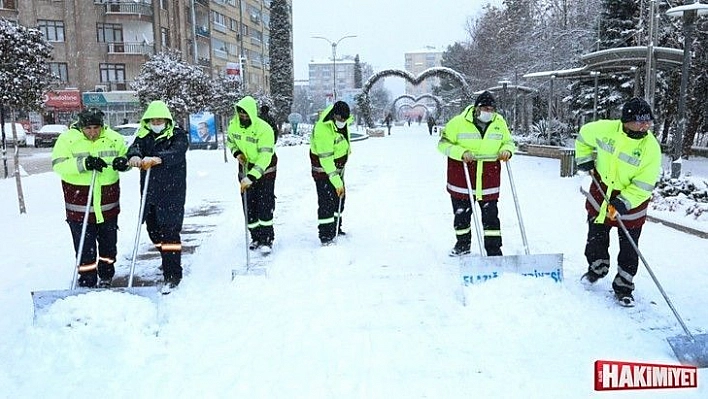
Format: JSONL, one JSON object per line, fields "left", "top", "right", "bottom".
{"left": 104, "top": 1, "right": 153, "bottom": 16}
{"left": 106, "top": 42, "right": 155, "bottom": 56}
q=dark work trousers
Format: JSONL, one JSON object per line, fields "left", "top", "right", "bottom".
{"left": 242, "top": 177, "right": 276, "bottom": 245}
{"left": 450, "top": 197, "right": 502, "bottom": 256}
{"left": 145, "top": 204, "right": 183, "bottom": 283}
{"left": 68, "top": 218, "right": 118, "bottom": 286}
{"left": 584, "top": 218, "right": 642, "bottom": 296}
{"left": 315, "top": 179, "right": 345, "bottom": 242}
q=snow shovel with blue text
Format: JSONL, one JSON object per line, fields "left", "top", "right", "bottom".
{"left": 588, "top": 172, "right": 708, "bottom": 367}
{"left": 32, "top": 168, "right": 160, "bottom": 321}
{"left": 459, "top": 159, "right": 563, "bottom": 287}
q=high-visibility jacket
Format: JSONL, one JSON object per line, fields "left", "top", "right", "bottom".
{"left": 438, "top": 105, "right": 515, "bottom": 200}
{"left": 309, "top": 104, "right": 352, "bottom": 189}
{"left": 52, "top": 126, "right": 127, "bottom": 223}
{"left": 575, "top": 119, "right": 661, "bottom": 228}
{"left": 226, "top": 96, "right": 277, "bottom": 180}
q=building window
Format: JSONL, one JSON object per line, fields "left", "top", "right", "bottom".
{"left": 49, "top": 62, "right": 68, "bottom": 83}
{"left": 160, "top": 0, "right": 168, "bottom": 10}
{"left": 229, "top": 18, "right": 238, "bottom": 32}
{"left": 0, "top": 0, "right": 17, "bottom": 10}
{"left": 99, "top": 63, "right": 126, "bottom": 83}
{"left": 37, "top": 20, "right": 65, "bottom": 42}
{"left": 161, "top": 27, "right": 170, "bottom": 47}
{"left": 97, "top": 23, "right": 123, "bottom": 43}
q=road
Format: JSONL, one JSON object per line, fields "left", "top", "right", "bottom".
{"left": 0, "top": 145, "right": 53, "bottom": 177}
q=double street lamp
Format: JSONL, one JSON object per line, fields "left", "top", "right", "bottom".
{"left": 312, "top": 35, "right": 357, "bottom": 101}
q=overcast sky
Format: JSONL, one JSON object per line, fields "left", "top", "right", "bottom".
{"left": 291, "top": 0, "right": 502, "bottom": 96}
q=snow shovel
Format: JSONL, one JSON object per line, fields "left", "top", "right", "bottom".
{"left": 231, "top": 175, "right": 267, "bottom": 279}
{"left": 459, "top": 160, "right": 563, "bottom": 286}
{"left": 588, "top": 173, "right": 708, "bottom": 367}
{"left": 31, "top": 170, "right": 99, "bottom": 318}
{"left": 335, "top": 166, "right": 346, "bottom": 241}
{"left": 123, "top": 167, "right": 161, "bottom": 299}
{"left": 31, "top": 168, "right": 159, "bottom": 320}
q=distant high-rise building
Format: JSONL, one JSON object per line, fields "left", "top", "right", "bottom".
{"left": 308, "top": 56, "right": 374, "bottom": 109}
{"left": 404, "top": 46, "right": 443, "bottom": 96}
{"left": 0, "top": 0, "right": 291, "bottom": 126}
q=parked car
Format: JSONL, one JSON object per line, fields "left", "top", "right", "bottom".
{"left": 114, "top": 123, "right": 140, "bottom": 146}
{"left": 1, "top": 123, "right": 27, "bottom": 147}
{"left": 34, "top": 124, "right": 68, "bottom": 147}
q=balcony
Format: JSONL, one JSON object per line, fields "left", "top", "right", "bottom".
{"left": 95, "top": 81, "right": 131, "bottom": 92}
{"left": 0, "top": 0, "right": 18, "bottom": 19}
{"left": 103, "top": 1, "right": 153, "bottom": 17}
{"left": 105, "top": 42, "right": 155, "bottom": 56}
{"left": 197, "top": 57, "right": 211, "bottom": 67}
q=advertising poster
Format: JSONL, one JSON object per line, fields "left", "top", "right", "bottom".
{"left": 189, "top": 112, "right": 217, "bottom": 149}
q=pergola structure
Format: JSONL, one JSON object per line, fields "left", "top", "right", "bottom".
{"left": 478, "top": 84, "right": 536, "bottom": 132}
{"left": 523, "top": 46, "right": 683, "bottom": 122}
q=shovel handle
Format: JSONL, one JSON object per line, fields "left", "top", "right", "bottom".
{"left": 588, "top": 173, "right": 694, "bottom": 339}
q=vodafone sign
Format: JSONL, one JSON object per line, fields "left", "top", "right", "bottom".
{"left": 43, "top": 89, "right": 82, "bottom": 110}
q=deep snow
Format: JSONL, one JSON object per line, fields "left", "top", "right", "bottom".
{"left": 0, "top": 123, "right": 706, "bottom": 398}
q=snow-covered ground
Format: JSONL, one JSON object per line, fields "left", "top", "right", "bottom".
{"left": 0, "top": 124, "right": 706, "bottom": 398}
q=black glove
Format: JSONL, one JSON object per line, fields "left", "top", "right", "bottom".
{"left": 576, "top": 161, "right": 594, "bottom": 172}
{"left": 85, "top": 156, "right": 107, "bottom": 172}
{"left": 112, "top": 156, "right": 129, "bottom": 172}
{"left": 609, "top": 197, "right": 628, "bottom": 215}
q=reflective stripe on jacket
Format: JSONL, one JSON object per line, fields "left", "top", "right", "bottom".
{"left": 52, "top": 126, "right": 127, "bottom": 223}
{"left": 438, "top": 105, "right": 515, "bottom": 200}
{"left": 575, "top": 119, "right": 661, "bottom": 228}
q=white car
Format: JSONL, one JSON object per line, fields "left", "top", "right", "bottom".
{"left": 34, "top": 124, "right": 68, "bottom": 147}
{"left": 1, "top": 123, "right": 27, "bottom": 147}
{"left": 113, "top": 123, "right": 141, "bottom": 146}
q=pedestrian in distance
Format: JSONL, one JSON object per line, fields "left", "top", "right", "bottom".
{"left": 126, "top": 100, "right": 188, "bottom": 292}
{"left": 438, "top": 90, "right": 515, "bottom": 257}
{"left": 52, "top": 108, "right": 131, "bottom": 288}
{"left": 427, "top": 115, "right": 436, "bottom": 135}
{"left": 384, "top": 113, "right": 393, "bottom": 136}
{"left": 258, "top": 104, "right": 280, "bottom": 143}
{"left": 576, "top": 97, "right": 661, "bottom": 308}
{"left": 309, "top": 101, "right": 351, "bottom": 245}
{"left": 227, "top": 96, "right": 278, "bottom": 255}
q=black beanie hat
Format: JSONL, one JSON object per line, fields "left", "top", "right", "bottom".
{"left": 331, "top": 101, "right": 350, "bottom": 119}
{"left": 78, "top": 108, "right": 104, "bottom": 127}
{"left": 474, "top": 91, "right": 496, "bottom": 108}
{"left": 621, "top": 98, "right": 653, "bottom": 123}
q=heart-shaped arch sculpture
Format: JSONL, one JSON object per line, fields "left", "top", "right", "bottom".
{"left": 390, "top": 94, "right": 443, "bottom": 119}
{"left": 357, "top": 67, "right": 471, "bottom": 127}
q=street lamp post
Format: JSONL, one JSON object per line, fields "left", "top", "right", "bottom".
{"left": 666, "top": 2, "right": 708, "bottom": 177}
{"left": 312, "top": 35, "right": 357, "bottom": 101}
{"left": 498, "top": 80, "right": 511, "bottom": 121}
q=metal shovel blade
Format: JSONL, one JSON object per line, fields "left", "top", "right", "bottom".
{"left": 231, "top": 267, "right": 267, "bottom": 280}
{"left": 31, "top": 286, "right": 161, "bottom": 320}
{"left": 667, "top": 334, "right": 708, "bottom": 368}
{"left": 460, "top": 253, "right": 564, "bottom": 286}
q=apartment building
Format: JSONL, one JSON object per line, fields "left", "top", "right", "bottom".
{"left": 404, "top": 46, "right": 443, "bottom": 97}
{"left": 0, "top": 0, "right": 286, "bottom": 127}
{"left": 308, "top": 56, "right": 375, "bottom": 110}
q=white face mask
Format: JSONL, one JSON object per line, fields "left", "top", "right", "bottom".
{"left": 151, "top": 123, "right": 166, "bottom": 133}
{"left": 335, "top": 121, "right": 347, "bottom": 129}
{"left": 477, "top": 111, "right": 494, "bottom": 123}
